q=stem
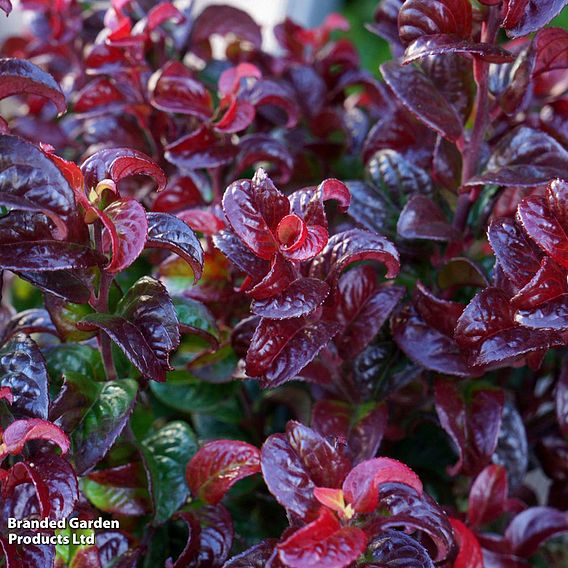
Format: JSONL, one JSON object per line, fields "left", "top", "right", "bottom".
{"left": 453, "top": 6, "right": 499, "bottom": 233}
{"left": 93, "top": 222, "right": 117, "bottom": 381}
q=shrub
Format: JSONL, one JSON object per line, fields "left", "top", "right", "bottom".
{"left": 0, "top": 0, "right": 567, "bottom": 566}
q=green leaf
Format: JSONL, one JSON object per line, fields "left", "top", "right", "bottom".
{"left": 150, "top": 371, "right": 240, "bottom": 414}
{"left": 139, "top": 421, "right": 198, "bottom": 525}
{"left": 72, "top": 379, "right": 138, "bottom": 474}
{"left": 81, "top": 477, "right": 151, "bottom": 516}
{"left": 173, "top": 296, "right": 219, "bottom": 349}
{"left": 44, "top": 344, "right": 105, "bottom": 382}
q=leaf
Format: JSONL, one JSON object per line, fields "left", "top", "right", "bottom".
{"left": 186, "top": 440, "right": 261, "bottom": 505}
{"left": 391, "top": 305, "right": 473, "bottom": 377}
{"left": 0, "top": 334, "right": 49, "bottom": 419}
{"left": 334, "top": 265, "right": 404, "bottom": 358}
{"left": 223, "top": 540, "right": 277, "bottom": 567}
{"left": 533, "top": 28, "right": 568, "bottom": 77}
{"left": 78, "top": 277, "right": 179, "bottom": 381}
{"left": 222, "top": 170, "right": 289, "bottom": 260}
{"left": 214, "top": 98, "right": 255, "bottom": 133}
{"left": 165, "top": 511, "right": 201, "bottom": 568}
{"left": 242, "top": 79, "right": 299, "bottom": 128}
{"left": 515, "top": 294, "right": 568, "bottom": 331}
{"left": 312, "top": 400, "right": 388, "bottom": 464}
{"left": 191, "top": 504, "right": 233, "bottom": 567}
{"left": 140, "top": 421, "right": 198, "bottom": 525}
{"left": 380, "top": 61, "right": 463, "bottom": 142}
{"left": 277, "top": 508, "right": 367, "bottom": 568}
{"left": 450, "top": 518, "right": 484, "bottom": 568}
{"left": 468, "top": 464, "right": 509, "bottom": 528}
{"left": 397, "top": 195, "right": 458, "bottom": 241}
{"left": 488, "top": 217, "right": 542, "bottom": 287}
{"left": 398, "top": 0, "right": 472, "bottom": 45}
{"left": 235, "top": 135, "right": 294, "bottom": 184}
{"left": 367, "top": 531, "right": 434, "bottom": 567}
{"left": 71, "top": 379, "right": 138, "bottom": 474}
{"left": 505, "top": 507, "right": 568, "bottom": 557}
{"left": 0, "top": 418, "right": 69, "bottom": 459}
{"left": 0, "top": 1, "right": 12, "bottom": 15}
{"left": 245, "top": 317, "right": 341, "bottom": 387}
{"left": 146, "top": 212, "right": 203, "bottom": 282}
{"left": 503, "top": 0, "right": 568, "bottom": 38}
{"left": 251, "top": 278, "right": 329, "bottom": 319}
{"left": 403, "top": 35, "right": 514, "bottom": 64}
{"left": 342, "top": 457, "right": 423, "bottom": 513}
{"left": 81, "top": 148, "right": 166, "bottom": 192}
{"left": 434, "top": 379, "right": 504, "bottom": 476}
{"left": 467, "top": 127, "right": 568, "bottom": 187}
{"left": 149, "top": 61, "right": 212, "bottom": 119}
{"left": 99, "top": 198, "right": 148, "bottom": 273}
{"left": 81, "top": 476, "right": 151, "bottom": 517}
{"left": 310, "top": 228, "right": 400, "bottom": 284}
{"left": 0, "top": 58, "right": 65, "bottom": 113}
{"left": 172, "top": 297, "right": 219, "bottom": 348}
{"left": 261, "top": 421, "right": 351, "bottom": 522}
{"left": 557, "top": 361, "right": 568, "bottom": 437}
{"left": 366, "top": 0, "right": 404, "bottom": 55}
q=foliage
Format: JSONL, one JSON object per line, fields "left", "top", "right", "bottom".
{"left": 0, "top": 0, "right": 567, "bottom": 566}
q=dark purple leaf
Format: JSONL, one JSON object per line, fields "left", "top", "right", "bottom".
{"left": 0, "top": 334, "right": 49, "bottom": 419}
{"left": 367, "top": 530, "right": 434, "bottom": 567}
{"left": 242, "top": 79, "right": 298, "bottom": 128}
{"left": 557, "top": 361, "right": 568, "bottom": 437}
{"left": 403, "top": 35, "right": 514, "bottom": 64}
{"left": 99, "top": 198, "right": 148, "bottom": 273}
{"left": 1, "top": 309, "right": 58, "bottom": 343}
{"left": 165, "top": 512, "right": 201, "bottom": 568}
{"left": 467, "top": 127, "right": 568, "bottom": 187}
{"left": 380, "top": 61, "right": 463, "bottom": 141}
{"left": 488, "top": 217, "right": 542, "bottom": 287}
{"left": 146, "top": 212, "right": 203, "bottom": 282}
{"left": 515, "top": 293, "right": 568, "bottom": 330}
{"left": 333, "top": 265, "right": 404, "bottom": 358}
{"left": 398, "top": 0, "right": 472, "bottom": 45}
{"left": 505, "top": 507, "right": 568, "bottom": 557}
{"left": 235, "top": 135, "right": 294, "bottom": 184}
{"left": 366, "top": 0, "right": 404, "bottom": 56}
{"left": 223, "top": 540, "right": 277, "bottom": 567}
{"left": 0, "top": 1, "right": 12, "bottom": 15}
{"left": 192, "top": 504, "right": 233, "bottom": 567}
{"left": 397, "top": 195, "right": 458, "bottom": 241}
{"left": 246, "top": 317, "right": 341, "bottom": 387}
{"left": 16, "top": 270, "right": 93, "bottom": 304}
{"left": 435, "top": 379, "right": 505, "bottom": 476}
{"left": 413, "top": 283, "right": 464, "bottom": 337}
{"left": 504, "top": 0, "right": 568, "bottom": 38}
{"left": 277, "top": 508, "right": 367, "bottom": 568}
{"left": 392, "top": 305, "right": 474, "bottom": 377}
{"left": 251, "top": 278, "right": 329, "bottom": 319}
{"left": 310, "top": 228, "right": 400, "bottom": 284}
{"left": 261, "top": 421, "right": 351, "bottom": 522}
{"left": 149, "top": 60, "right": 212, "bottom": 119}
{"left": 287, "top": 65, "right": 326, "bottom": 117}
{"left": 81, "top": 147, "right": 166, "bottom": 192}
{"left": 312, "top": 399, "right": 388, "bottom": 464}
{"left": 0, "top": 58, "right": 65, "bottom": 113}
{"left": 212, "top": 229, "right": 270, "bottom": 278}
{"left": 533, "top": 28, "right": 568, "bottom": 77}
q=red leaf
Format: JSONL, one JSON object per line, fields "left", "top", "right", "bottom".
{"left": 99, "top": 198, "right": 148, "bottom": 273}
{"left": 218, "top": 63, "right": 262, "bottom": 96}
{"left": 342, "top": 457, "right": 423, "bottom": 513}
{"left": 468, "top": 465, "right": 509, "bottom": 528}
{"left": 0, "top": 418, "right": 70, "bottom": 459}
{"left": 503, "top": 0, "right": 568, "bottom": 38}
{"left": 251, "top": 278, "right": 329, "bottom": 319}
{"left": 398, "top": 0, "right": 472, "bottom": 45}
{"left": 73, "top": 78, "right": 126, "bottom": 114}
{"left": 214, "top": 98, "right": 255, "bottom": 133}
{"left": 81, "top": 148, "right": 166, "bottom": 192}
{"left": 450, "top": 518, "right": 484, "bottom": 568}
{"left": 149, "top": 61, "right": 213, "bottom": 119}
{"left": 152, "top": 175, "right": 202, "bottom": 213}
{"left": 381, "top": 61, "right": 463, "bottom": 142}
{"left": 146, "top": 2, "right": 184, "bottom": 31}
{"left": 0, "top": 58, "right": 65, "bottom": 114}
{"left": 277, "top": 508, "right": 367, "bottom": 568}
{"left": 414, "top": 283, "right": 464, "bottom": 338}
{"left": 533, "top": 28, "right": 568, "bottom": 77}
{"left": 334, "top": 265, "right": 404, "bottom": 358}
{"left": 435, "top": 380, "right": 504, "bottom": 477}
{"left": 505, "top": 506, "right": 568, "bottom": 557}
{"left": 186, "top": 440, "right": 261, "bottom": 505}
{"left": 245, "top": 317, "right": 341, "bottom": 387}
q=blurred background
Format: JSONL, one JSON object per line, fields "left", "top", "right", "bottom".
{"left": 0, "top": 0, "right": 566, "bottom": 73}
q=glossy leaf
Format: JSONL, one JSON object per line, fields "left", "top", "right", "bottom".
{"left": 71, "top": 379, "right": 138, "bottom": 474}
{"left": 140, "top": 421, "right": 197, "bottom": 524}
{"left": 0, "top": 334, "right": 49, "bottom": 419}
{"left": 146, "top": 212, "right": 203, "bottom": 282}
{"left": 397, "top": 195, "right": 458, "bottom": 241}
{"left": 333, "top": 265, "right": 404, "bottom": 358}
{"left": 503, "top": 0, "right": 568, "bottom": 38}
{"left": 0, "top": 58, "right": 65, "bottom": 113}
{"left": 186, "top": 440, "right": 261, "bottom": 505}
{"left": 450, "top": 518, "right": 484, "bottom": 568}
{"left": 468, "top": 464, "right": 509, "bottom": 528}
{"left": 380, "top": 61, "right": 463, "bottom": 142}
{"left": 277, "top": 508, "right": 366, "bottom": 568}
{"left": 398, "top": 0, "right": 472, "bottom": 45}
{"left": 245, "top": 317, "right": 341, "bottom": 387}
{"left": 0, "top": 418, "right": 69, "bottom": 459}
{"left": 367, "top": 530, "right": 434, "bottom": 567}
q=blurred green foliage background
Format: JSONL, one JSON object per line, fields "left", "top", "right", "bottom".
{"left": 342, "top": 0, "right": 568, "bottom": 73}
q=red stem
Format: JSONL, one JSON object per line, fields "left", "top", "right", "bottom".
{"left": 453, "top": 6, "right": 500, "bottom": 233}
